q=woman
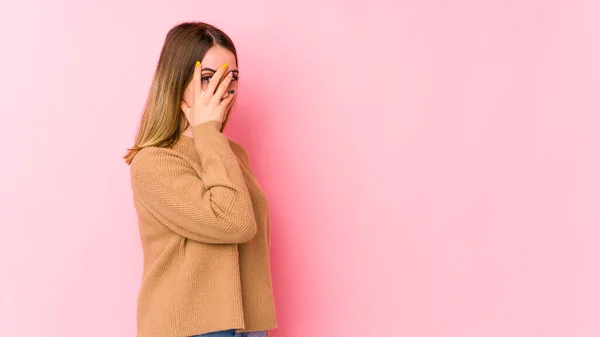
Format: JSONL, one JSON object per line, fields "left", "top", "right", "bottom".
{"left": 124, "top": 22, "right": 277, "bottom": 337}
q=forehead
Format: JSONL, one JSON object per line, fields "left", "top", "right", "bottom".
{"left": 201, "top": 45, "right": 237, "bottom": 69}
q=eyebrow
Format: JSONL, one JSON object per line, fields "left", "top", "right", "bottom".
{"left": 202, "top": 67, "right": 239, "bottom": 74}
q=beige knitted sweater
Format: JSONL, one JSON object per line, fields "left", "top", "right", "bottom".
{"left": 129, "top": 120, "right": 277, "bottom": 337}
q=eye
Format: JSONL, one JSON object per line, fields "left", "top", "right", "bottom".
{"left": 231, "top": 74, "right": 239, "bottom": 82}
{"left": 201, "top": 75, "right": 212, "bottom": 82}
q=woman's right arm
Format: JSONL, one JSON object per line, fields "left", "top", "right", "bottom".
{"left": 130, "top": 120, "right": 257, "bottom": 244}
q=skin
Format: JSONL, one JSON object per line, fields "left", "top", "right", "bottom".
{"left": 180, "top": 45, "right": 239, "bottom": 137}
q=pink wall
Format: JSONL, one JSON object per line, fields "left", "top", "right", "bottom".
{"left": 1, "top": 0, "right": 599, "bottom": 336}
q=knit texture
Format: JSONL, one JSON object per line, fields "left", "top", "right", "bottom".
{"left": 130, "top": 120, "right": 277, "bottom": 337}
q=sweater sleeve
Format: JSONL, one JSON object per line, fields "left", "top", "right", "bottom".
{"left": 130, "top": 120, "right": 257, "bottom": 244}
{"left": 228, "top": 139, "right": 270, "bottom": 247}
{"left": 228, "top": 139, "right": 271, "bottom": 247}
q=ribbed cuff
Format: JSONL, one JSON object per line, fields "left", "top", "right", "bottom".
{"left": 192, "top": 120, "right": 223, "bottom": 135}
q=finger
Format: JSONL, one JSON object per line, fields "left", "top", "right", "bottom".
{"left": 227, "top": 90, "right": 237, "bottom": 109}
{"left": 193, "top": 61, "right": 202, "bottom": 102}
{"left": 212, "top": 72, "right": 233, "bottom": 103}
{"left": 206, "top": 63, "right": 228, "bottom": 94}
{"left": 219, "top": 89, "right": 235, "bottom": 109}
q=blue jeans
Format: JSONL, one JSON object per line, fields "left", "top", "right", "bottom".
{"left": 190, "top": 329, "right": 267, "bottom": 337}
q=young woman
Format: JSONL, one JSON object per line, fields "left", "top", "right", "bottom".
{"left": 124, "top": 22, "right": 277, "bottom": 337}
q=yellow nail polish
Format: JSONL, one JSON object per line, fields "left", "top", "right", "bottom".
{"left": 222, "top": 63, "right": 228, "bottom": 69}
{"left": 196, "top": 61, "right": 200, "bottom": 67}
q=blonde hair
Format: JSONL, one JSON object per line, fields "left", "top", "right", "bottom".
{"left": 124, "top": 22, "right": 238, "bottom": 165}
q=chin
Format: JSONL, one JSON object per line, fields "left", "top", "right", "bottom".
{"left": 220, "top": 118, "right": 229, "bottom": 132}
{"left": 220, "top": 109, "right": 233, "bottom": 132}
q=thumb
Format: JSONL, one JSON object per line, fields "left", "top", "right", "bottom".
{"left": 219, "top": 90, "right": 235, "bottom": 109}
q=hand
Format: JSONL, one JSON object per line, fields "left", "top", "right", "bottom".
{"left": 181, "top": 61, "right": 235, "bottom": 127}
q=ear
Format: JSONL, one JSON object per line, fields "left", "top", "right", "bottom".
{"left": 181, "top": 100, "right": 191, "bottom": 114}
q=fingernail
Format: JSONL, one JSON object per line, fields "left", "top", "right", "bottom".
{"left": 196, "top": 61, "right": 200, "bottom": 67}
{"left": 230, "top": 90, "right": 235, "bottom": 94}
{"left": 222, "top": 63, "right": 228, "bottom": 69}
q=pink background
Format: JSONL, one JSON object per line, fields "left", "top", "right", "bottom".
{"left": 1, "top": 0, "right": 599, "bottom": 336}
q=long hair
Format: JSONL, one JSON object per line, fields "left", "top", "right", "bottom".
{"left": 124, "top": 22, "right": 238, "bottom": 164}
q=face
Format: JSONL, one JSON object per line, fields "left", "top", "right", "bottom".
{"left": 182, "top": 45, "right": 239, "bottom": 125}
